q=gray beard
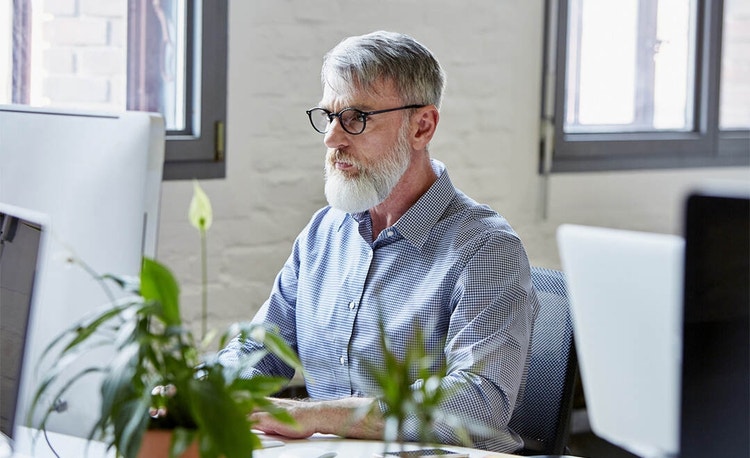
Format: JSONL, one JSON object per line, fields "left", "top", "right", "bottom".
{"left": 324, "top": 132, "right": 410, "bottom": 214}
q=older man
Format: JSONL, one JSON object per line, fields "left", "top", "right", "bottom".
{"left": 219, "top": 30, "right": 538, "bottom": 453}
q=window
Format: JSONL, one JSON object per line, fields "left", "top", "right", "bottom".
{"left": 542, "top": 0, "right": 749, "bottom": 172}
{"left": 1, "top": 0, "right": 227, "bottom": 180}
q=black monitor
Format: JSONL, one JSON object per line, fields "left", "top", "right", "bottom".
{"left": 680, "top": 183, "right": 750, "bottom": 457}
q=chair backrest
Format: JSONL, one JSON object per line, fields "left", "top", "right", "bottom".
{"left": 508, "top": 266, "right": 577, "bottom": 455}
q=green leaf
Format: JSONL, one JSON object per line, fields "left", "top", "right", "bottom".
{"left": 231, "top": 322, "right": 303, "bottom": 375}
{"left": 189, "top": 180, "right": 212, "bottom": 232}
{"left": 111, "top": 395, "right": 151, "bottom": 458}
{"left": 99, "top": 342, "right": 140, "bottom": 419}
{"left": 259, "top": 330, "right": 303, "bottom": 371}
{"left": 61, "top": 303, "right": 132, "bottom": 353}
{"left": 101, "top": 273, "right": 141, "bottom": 293}
{"left": 230, "top": 374, "right": 289, "bottom": 398}
{"left": 140, "top": 258, "right": 181, "bottom": 326}
{"left": 187, "top": 374, "right": 257, "bottom": 458}
{"left": 29, "top": 366, "right": 103, "bottom": 431}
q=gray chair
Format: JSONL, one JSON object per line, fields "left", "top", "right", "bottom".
{"left": 509, "top": 266, "right": 578, "bottom": 456}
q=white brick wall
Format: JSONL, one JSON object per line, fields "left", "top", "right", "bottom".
{"left": 32, "top": 0, "right": 126, "bottom": 110}
{"left": 43, "top": 18, "right": 110, "bottom": 46}
{"left": 42, "top": 0, "right": 76, "bottom": 16}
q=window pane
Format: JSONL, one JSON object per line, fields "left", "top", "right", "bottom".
{"left": 128, "top": 0, "right": 188, "bottom": 131}
{"left": 565, "top": 0, "right": 696, "bottom": 133}
{"left": 653, "top": 0, "right": 695, "bottom": 130}
{"left": 0, "top": 0, "right": 11, "bottom": 102}
{"left": 1, "top": 0, "right": 187, "bottom": 131}
{"left": 720, "top": 0, "right": 750, "bottom": 129}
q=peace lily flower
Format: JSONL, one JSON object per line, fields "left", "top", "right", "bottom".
{"left": 189, "top": 180, "right": 213, "bottom": 339}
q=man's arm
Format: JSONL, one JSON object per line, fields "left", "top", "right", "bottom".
{"left": 402, "top": 231, "right": 537, "bottom": 450}
{"left": 250, "top": 397, "right": 384, "bottom": 440}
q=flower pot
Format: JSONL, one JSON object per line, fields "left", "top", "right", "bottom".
{"left": 137, "top": 430, "right": 199, "bottom": 458}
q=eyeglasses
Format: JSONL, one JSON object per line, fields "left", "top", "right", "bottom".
{"left": 306, "top": 104, "right": 425, "bottom": 135}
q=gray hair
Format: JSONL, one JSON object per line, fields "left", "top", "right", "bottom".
{"left": 321, "top": 31, "right": 446, "bottom": 108}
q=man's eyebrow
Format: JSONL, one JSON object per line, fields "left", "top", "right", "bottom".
{"left": 318, "top": 97, "right": 365, "bottom": 111}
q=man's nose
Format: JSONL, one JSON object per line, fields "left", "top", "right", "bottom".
{"left": 324, "top": 117, "right": 348, "bottom": 149}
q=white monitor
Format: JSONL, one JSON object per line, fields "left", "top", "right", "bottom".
{"left": 0, "top": 104, "right": 164, "bottom": 439}
{"left": 557, "top": 224, "right": 684, "bottom": 458}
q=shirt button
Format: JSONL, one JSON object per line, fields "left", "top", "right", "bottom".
{"left": 348, "top": 301, "right": 357, "bottom": 310}
{"left": 339, "top": 356, "right": 346, "bottom": 365}
{"left": 386, "top": 230, "right": 394, "bottom": 237}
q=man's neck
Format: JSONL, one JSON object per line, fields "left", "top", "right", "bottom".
{"left": 369, "top": 156, "right": 437, "bottom": 238}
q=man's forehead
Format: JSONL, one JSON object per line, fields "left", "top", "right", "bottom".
{"left": 320, "top": 78, "right": 400, "bottom": 109}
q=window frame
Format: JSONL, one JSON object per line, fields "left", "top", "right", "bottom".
{"left": 543, "top": 0, "right": 750, "bottom": 173}
{"left": 128, "top": 0, "right": 227, "bottom": 180}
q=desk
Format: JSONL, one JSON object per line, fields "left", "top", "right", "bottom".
{"left": 9, "top": 427, "right": 518, "bottom": 458}
{"left": 10, "top": 426, "right": 114, "bottom": 458}
{"left": 254, "top": 434, "right": 519, "bottom": 458}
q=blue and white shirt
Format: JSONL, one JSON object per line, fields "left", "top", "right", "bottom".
{"left": 219, "top": 160, "right": 538, "bottom": 452}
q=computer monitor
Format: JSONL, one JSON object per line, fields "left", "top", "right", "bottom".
{"left": 0, "top": 204, "right": 48, "bottom": 445}
{"left": 0, "top": 104, "right": 164, "bottom": 438}
{"left": 680, "top": 183, "right": 750, "bottom": 457}
{"left": 557, "top": 224, "right": 684, "bottom": 458}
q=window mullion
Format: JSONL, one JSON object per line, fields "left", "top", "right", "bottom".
{"left": 634, "top": 0, "right": 658, "bottom": 129}
{"left": 698, "top": 0, "right": 723, "bottom": 144}
{"left": 11, "top": 0, "right": 31, "bottom": 104}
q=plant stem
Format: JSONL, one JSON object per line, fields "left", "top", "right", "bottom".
{"left": 201, "top": 228, "right": 208, "bottom": 340}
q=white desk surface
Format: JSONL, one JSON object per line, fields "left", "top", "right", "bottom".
{"left": 10, "top": 426, "right": 114, "bottom": 457}
{"left": 9, "top": 427, "right": 518, "bottom": 458}
{"left": 254, "top": 434, "right": 519, "bottom": 457}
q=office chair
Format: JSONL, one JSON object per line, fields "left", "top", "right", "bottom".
{"left": 508, "top": 266, "right": 578, "bottom": 456}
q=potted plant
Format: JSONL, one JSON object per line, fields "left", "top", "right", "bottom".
{"left": 29, "top": 182, "right": 301, "bottom": 458}
{"left": 369, "top": 322, "right": 473, "bottom": 454}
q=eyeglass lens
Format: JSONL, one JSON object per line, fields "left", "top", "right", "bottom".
{"left": 308, "top": 108, "right": 366, "bottom": 135}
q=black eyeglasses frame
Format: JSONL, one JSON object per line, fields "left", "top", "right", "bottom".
{"left": 306, "top": 104, "right": 426, "bottom": 135}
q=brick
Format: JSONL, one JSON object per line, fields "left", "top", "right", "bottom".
{"left": 80, "top": 0, "right": 126, "bottom": 18}
{"left": 77, "top": 47, "right": 126, "bottom": 75}
{"left": 43, "top": 48, "right": 76, "bottom": 74}
{"left": 43, "top": 0, "right": 77, "bottom": 16}
{"left": 44, "top": 17, "right": 109, "bottom": 46}
{"left": 43, "top": 75, "right": 110, "bottom": 103}
{"left": 110, "top": 17, "right": 127, "bottom": 48}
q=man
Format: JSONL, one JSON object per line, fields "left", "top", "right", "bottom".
{"left": 218, "top": 30, "right": 538, "bottom": 453}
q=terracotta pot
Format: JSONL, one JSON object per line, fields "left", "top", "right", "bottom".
{"left": 137, "top": 430, "right": 199, "bottom": 458}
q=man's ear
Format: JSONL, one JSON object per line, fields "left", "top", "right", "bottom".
{"left": 411, "top": 105, "right": 439, "bottom": 150}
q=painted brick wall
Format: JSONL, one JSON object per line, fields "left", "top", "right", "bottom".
{"left": 34, "top": 0, "right": 126, "bottom": 110}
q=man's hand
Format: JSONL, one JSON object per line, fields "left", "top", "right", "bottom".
{"left": 251, "top": 397, "right": 385, "bottom": 440}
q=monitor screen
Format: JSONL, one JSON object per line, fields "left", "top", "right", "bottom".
{"left": 0, "top": 206, "right": 45, "bottom": 440}
{"left": 0, "top": 105, "right": 164, "bottom": 438}
{"left": 680, "top": 184, "right": 750, "bottom": 457}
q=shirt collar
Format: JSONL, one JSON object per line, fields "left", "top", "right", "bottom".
{"left": 395, "top": 159, "right": 455, "bottom": 250}
{"left": 337, "top": 159, "right": 456, "bottom": 250}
